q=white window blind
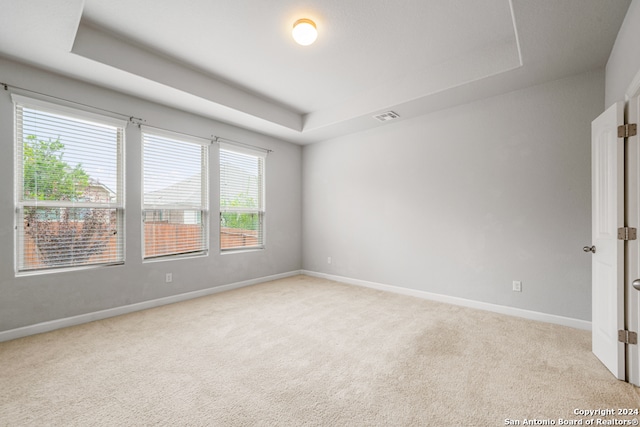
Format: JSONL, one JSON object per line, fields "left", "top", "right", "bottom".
{"left": 14, "top": 95, "right": 125, "bottom": 273}
{"left": 142, "top": 129, "right": 209, "bottom": 259}
{"left": 219, "top": 143, "right": 265, "bottom": 251}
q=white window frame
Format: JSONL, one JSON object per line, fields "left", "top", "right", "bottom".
{"left": 142, "top": 127, "right": 210, "bottom": 260}
{"left": 13, "top": 94, "right": 126, "bottom": 274}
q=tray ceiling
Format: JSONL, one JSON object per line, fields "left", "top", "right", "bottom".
{"left": 0, "top": 0, "right": 630, "bottom": 144}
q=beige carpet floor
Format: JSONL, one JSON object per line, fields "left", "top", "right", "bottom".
{"left": 1, "top": 275, "right": 639, "bottom": 426}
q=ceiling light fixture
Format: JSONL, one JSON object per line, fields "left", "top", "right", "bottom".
{"left": 292, "top": 19, "right": 318, "bottom": 46}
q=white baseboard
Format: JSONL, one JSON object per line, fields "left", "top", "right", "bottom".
{"left": 302, "top": 270, "right": 591, "bottom": 331}
{"left": 0, "top": 270, "right": 303, "bottom": 343}
{"left": 1, "top": 269, "right": 590, "bottom": 343}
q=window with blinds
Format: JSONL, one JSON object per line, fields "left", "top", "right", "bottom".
{"left": 219, "top": 143, "right": 265, "bottom": 251}
{"left": 13, "top": 95, "right": 125, "bottom": 273}
{"left": 142, "top": 129, "right": 209, "bottom": 259}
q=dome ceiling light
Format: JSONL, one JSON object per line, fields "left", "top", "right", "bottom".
{"left": 292, "top": 18, "right": 318, "bottom": 46}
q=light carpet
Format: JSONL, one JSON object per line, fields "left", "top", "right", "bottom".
{"left": 1, "top": 275, "right": 638, "bottom": 426}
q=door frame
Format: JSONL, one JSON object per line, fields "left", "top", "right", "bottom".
{"left": 625, "top": 74, "right": 640, "bottom": 385}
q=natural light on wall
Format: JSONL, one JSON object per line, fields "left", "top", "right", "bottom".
{"left": 292, "top": 19, "right": 317, "bottom": 46}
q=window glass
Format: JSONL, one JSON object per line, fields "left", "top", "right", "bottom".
{"left": 143, "top": 130, "right": 209, "bottom": 259}
{"left": 219, "top": 144, "right": 265, "bottom": 251}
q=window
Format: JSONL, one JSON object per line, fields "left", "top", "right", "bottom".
{"left": 14, "top": 95, "right": 125, "bottom": 273}
{"left": 219, "top": 143, "right": 265, "bottom": 251}
{"left": 142, "top": 129, "right": 209, "bottom": 259}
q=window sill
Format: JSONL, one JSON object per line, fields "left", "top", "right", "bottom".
{"left": 220, "top": 247, "right": 265, "bottom": 255}
{"left": 16, "top": 261, "right": 125, "bottom": 277}
{"left": 143, "top": 251, "right": 208, "bottom": 263}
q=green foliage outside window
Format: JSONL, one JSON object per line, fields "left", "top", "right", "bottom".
{"left": 221, "top": 192, "right": 258, "bottom": 230}
{"left": 22, "top": 135, "right": 89, "bottom": 201}
{"left": 221, "top": 212, "right": 259, "bottom": 230}
{"left": 22, "top": 135, "right": 113, "bottom": 266}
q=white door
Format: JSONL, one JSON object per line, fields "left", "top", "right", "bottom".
{"left": 591, "top": 101, "right": 625, "bottom": 380}
{"left": 627, "top": 96, "right": 640, "bottom": 386}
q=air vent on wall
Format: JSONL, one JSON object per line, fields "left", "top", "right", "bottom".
{"left": 373, "top": 111, "right": 400, "bottom": 122}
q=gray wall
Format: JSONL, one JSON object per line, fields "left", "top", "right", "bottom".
{"left": 0, "top": 58, "right": 303, "bottom": 332}
{"left": 606, "top": 0, "right": 640, "bottom": 105}
{"left": 302, "top": 70, "right": 603, "bottom": 321}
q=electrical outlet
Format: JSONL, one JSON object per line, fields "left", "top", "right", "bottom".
{"left": 327, "top": 256, "right": 332, "bottom": 264}
{"left": 512, "top": 280, "right": 522, "bottom": 292}
{"left": 166, "top": 273, "right": 173, "bottom": 283}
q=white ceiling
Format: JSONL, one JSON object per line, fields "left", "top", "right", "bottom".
{"left": 0, "top": 0, "right": 630, "bottom": 144}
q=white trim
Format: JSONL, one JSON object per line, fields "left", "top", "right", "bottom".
{"left": 1, "top": 269, "right": 590, "bottom": 343}
{"left": 302, "top": 270, "right": 592, "bottom": 331}
{"left": 0, "top": 270, "right": 302, "bottom": 343}
{"left": 16, "top": 261, "right": 125, "bottom": 277}
{"left": 141, "top": 126, "right": 213, "bottom": 147}
{"left": 220, "top": 207, "right": 264, "bottom": 214}
{"left": 508, "top": 0, "right": 523, "bottom": 67}
{"left": 219, "top": 140, "right": 268, "bottom": 158}
{"left": 18, "top": 201, "right": 122, "bottom": 209}
{"left": 626, "top": 68, "right": 640, "bottom": 101}
{"left": 12, "top": 93, "right": 127, "bottom": 128}
{"left": 143, "top": 204, "right": 207, "bottom": 211}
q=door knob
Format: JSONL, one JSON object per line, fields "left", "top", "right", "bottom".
{"left": 583, "top": 245, "right": 596, "bottom": 253}
{"left": 633, "top": 279, "right": 640, "bottom": 291}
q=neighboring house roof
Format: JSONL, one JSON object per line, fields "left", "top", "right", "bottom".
{"left": 85, "top": 179, "right": 116, "bottom": 203}
{"left": 144, "top": 163, "right": 258, "bottom": 207}
{"left": 144, "top": 173, "right": 203, "bottom": 206}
